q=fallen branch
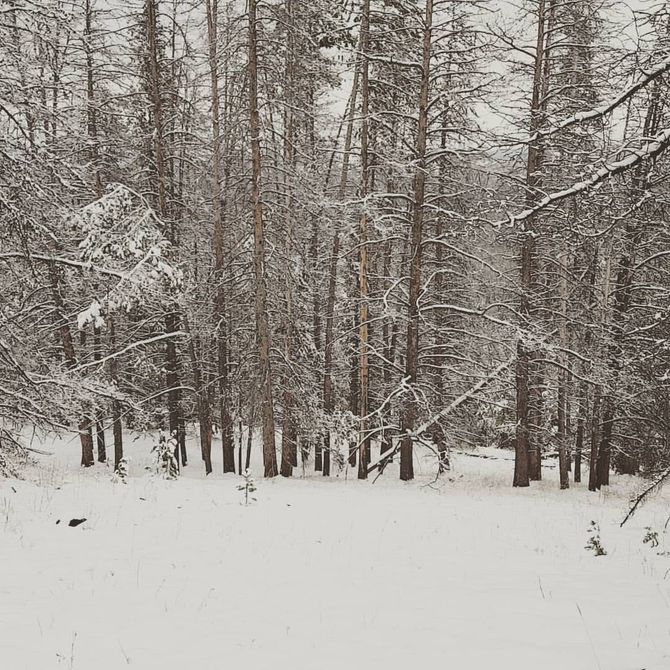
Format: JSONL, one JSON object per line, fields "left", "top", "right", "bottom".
{"left": 452, "top": 449, "right": 558, "bottom": 469}
{"left": 620, "top": 464, "right": 670, "bottom": 527}
{"left": 24, "top": 445, "right": 55, "bottom": 456}
{"left": 368, "top": 356, "right": 515, "bottom": 476}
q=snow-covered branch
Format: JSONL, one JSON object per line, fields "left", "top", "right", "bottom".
{"left": 620, "top": 464, "right": 670, "bottom": 526}
{"left": 367, "top": 356, "right": 515, "bottom": 475}
{"left": 71, "top": 332, "right": 187, "bottom": 373}
{"left": 499, "top": 128, "right": 670, "bottom": 228}
{"left": 0, "top": 252, "right": 127, "bottom": 279}
{"left": 528, "top": 55, "right": 670, "bottom": 144}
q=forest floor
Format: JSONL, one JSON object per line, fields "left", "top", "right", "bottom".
{"left": 1, "top": 430, "right": 670, "bottom": 669}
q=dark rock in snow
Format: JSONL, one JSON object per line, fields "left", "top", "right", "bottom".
{"left": 68, "top": 518, "right": 87, "bottom": 527}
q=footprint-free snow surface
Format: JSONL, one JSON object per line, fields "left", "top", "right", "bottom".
{"left": 1, "top": 432, "right": 669, "bottom": 669}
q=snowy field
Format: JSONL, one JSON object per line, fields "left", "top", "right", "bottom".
{"left": 1, "top": 431, "right": 670, "bottom": 670}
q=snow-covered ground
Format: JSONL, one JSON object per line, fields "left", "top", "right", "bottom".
{"left": 1, "top": 430, "right": 670, "bottom": 669}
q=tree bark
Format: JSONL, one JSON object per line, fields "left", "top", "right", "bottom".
{"left": 596, "top": 403, "right": 613, "bottom": 488}
{"left": 93, "top": 324, "right": 106, "bottom": 463}
{"left": 357, "top": 0, "right": 372, "bottom": 480}
{"left": 399, "top": 0, "right": 433, "bottom": 481}
{"left": 108, "top": 317, "right": 124, "bottom": 469}
{"left": 515, "top": 0, "right": 551, "bottom": 486}
{"left": 588, "top": 389, "right": 601, "bottom": 491}
{"left": 206, "top": 0, "right": 235, "bottom": 473}
{"left": 248, "top": 0, "right": 277, "bottom": 477}
{"left": 574, "top": 390, "right": 585, "bottom": 483}
{"left": 280, "top": 0, "right": 298, "bottom": 478}
{"left": 557, "top": 250, "right": 569, "bottom": 488}
{"left": 322, "top": 45, "right": 362, "bottom": 476}
{"left": 184, "top": 315, "right": 213, "bottom": 474}
{"left": 48, "top": 263, "right": 94, "bottom": 467}
{"left": 144, "top": 0, "right": 186, "bottom": 469}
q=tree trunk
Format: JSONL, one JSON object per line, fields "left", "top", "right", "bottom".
{"left": 184, "top": 315, "right": 213, "bottom": 474}
{"left": 93, "top": 325, "right": 106, "bottom": 463}
{"left": 84, "top": 0, "right": 103, "bottom": 197}
{"left": 588, "top": 389, "right": 601, "bottom": 491}
{"left": 248, "top": 0, "right": 277, "bottom": 477}
{"left": 109, "top": 316, "right": 124, "bottom": 470}
{"left": 238, "top": 411, "right": 244, "bottom": 475}
{"left": 574, "top": 391, "right": 585, "bottom": 483}
{"left": 399, "top": 0, "right": 433, "bottom": 482}
{"left": 514, "top": 0, "right": 551, "bottom": 486}
{"left": 514, "top": 340, "right": 530, "bottom": 487}
{"left": 145, "top": 0, "right": 186, "bottom": 469}
{"left": 557, "top": 250, "right": 569, "bottom": 488}
{"left": 320, "top": 39, "right": 363, "bottom": 475}
{"left": 206, "top": 0, "right": 235, "bottom": 473}
{"left": 79, "top": 419, "right": 95, "bottom": 468}
{"left": 245, "top": 420, "right": 253, "bottom": 472}
{"left": 596, "top": 402, "right": 613, "bottom": 488}
{"left": 280, "top": 407, "right": 296, "bottom": 477}
{"left": 280, "top": 0, "right": 298, "bottom": 478}
{"left": 48, "top": 263, "right": 94, "bottom": 466}
{"left": 557, "top": 368, "right": 569, "bottom": 489}
{"left": 357, "top": 0, "right": 372, "bottom": 480}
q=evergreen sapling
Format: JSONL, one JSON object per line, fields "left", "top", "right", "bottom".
{"left": 238, "top": 469, "right": 257, "bottom": 505}
{"left": 113, "top": 457, "right": 129, "bottom": 483}
{"left": 643, "top": 526, "right": 660, "bottom": 548}
{"left": 152, "top": 431, "right": 179, "bottom": 480}
{"left": 585, "top": 520, "right": 607, "bottom": 556}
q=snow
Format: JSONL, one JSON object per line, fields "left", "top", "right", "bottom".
{"left": 77, "top": 299, "right": 104, "bottom": 330}
{"left": 1, "top": 433, "right": 670, "bottom": 669}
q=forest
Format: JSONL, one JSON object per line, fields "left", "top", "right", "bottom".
{"left": 2, "top": 0, "right": 670, "bottom": 493}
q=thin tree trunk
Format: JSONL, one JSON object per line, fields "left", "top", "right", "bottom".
{"left": 357, "top": 0, "right": 371, "bottom": 480}
{"left": 557, "top": 250, "right": 569, "bottom": 489}
{"left": 9, "top": 1, "right": 35, "bottom": 145}
{"left": 280, "top": 0, "right": 298, "bottom": 478}
{"left": 145, "top": 0, "right": 186, "bottom": 469}
{"left": 248, "top": 0, "right": 277, "bottom": 477}
{"left": 206, "top": 0, "right": 235, "bottom": 473}
{"left": 93, "top": 325, "right": 106, "bottom": 463}
{"left": 588, "top": 389, "right": 601, "bottom": 491}
{"left": 322, "top": 42, "right": 362, "bottom": 474}
{"left": 596, "top": 403, "right": 613, "bottom": 488}
{"left": 48, "top": 263, "right": 94, "bottom": 466}
{"left": 109, "top": 316, "right": 124, "bottom": 469}
{"left": 348, "top": 308, "right": 359, "bottom": 469}
{"left": 238, "top": 410, "right": 243, "bottom": 475}
{"left": 399, "top": 0, "right": 433, "bottom": 481}
{"left": 514, "top": 341, "right": 530, "bottom": 486}
{"left": 184, "top": 315, "right": 213, "bottom": 474}
{"left": 86, "top": 13, "right": 106, "bottom": 461}
{"left": 515, "top": 0, "right": 550, "bottom": 486}
{"left": 84, "top": 0, "right": 102, "bottom": 196}
{"left": 557, "top": 368, "right": 569, "bottom": 489}
{"left": 574, "top": 390, "right": 585, "bottom": 483}
{"left": 245, "top": 417, "right": 253, "bottom": 472}
{"left": 380, "top": 233, "right": 394, "bottom": 461}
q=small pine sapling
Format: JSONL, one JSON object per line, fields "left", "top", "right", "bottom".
{"left": 331, "top": 447, "right": 346, "bottom": 474}
{"left": 113, "top": 457, "right": 129, "bottom": 483}
{"left": 238, "top": 469, "right": 257, "bottom": 505}
{"left": 585, "top": 520, "right": 607, "bottom": 556}
{"left": 152, "top": 431, "right": 179, "bottom": 480}
{"left": 643, "top": 526, "right": 660, "bottom": 548}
